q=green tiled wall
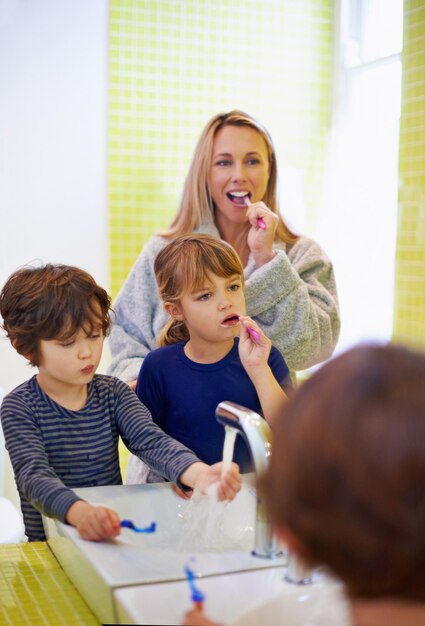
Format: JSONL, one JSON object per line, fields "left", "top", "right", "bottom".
{"left": 108, "top": 0, "right": 334, "bottom": 297}
{"left": 394, "top": 1, "right": 425, "bottom": 348}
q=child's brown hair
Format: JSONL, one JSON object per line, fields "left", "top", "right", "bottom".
{"left": 261, "top": 343, "right": 425, "bottom": 601}
{"left": 154, "top": 234, "right": 244, "bottom": 347}
{"left": 0, "top": 264, "right": 112, "bottom": 366}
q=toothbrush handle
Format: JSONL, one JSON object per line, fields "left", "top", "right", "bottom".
{"left": 246, "top": 326, "right": 261, "bottom": 341}
{"left": 244, "top": 197, "right": 267, "bottom": 230}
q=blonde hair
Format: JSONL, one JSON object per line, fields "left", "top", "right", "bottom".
{"left": 161, "top": 110, "right": 299, "bottom": 245}
{"left": 155, "top": 234, "right": 244, "bottom": 346}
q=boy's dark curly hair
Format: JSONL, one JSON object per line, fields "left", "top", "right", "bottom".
{"left": 0, "top": 264, "right": 112, "bottom": 366}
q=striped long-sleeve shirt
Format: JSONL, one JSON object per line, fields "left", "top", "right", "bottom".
{"left": 0, "top": 374, "right": 200, "bottom": 541}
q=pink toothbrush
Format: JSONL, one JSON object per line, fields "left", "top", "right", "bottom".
{"left": 238, "top": 316, "right": 261, "bottom": 341}
{"left": 244, "top": 196, "right": 266, "bottom": 230}
{"left": 246, "top": 326, "right": 261, "bottom": 341}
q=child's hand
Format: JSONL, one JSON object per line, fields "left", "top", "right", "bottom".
{"left": 194, "top": 463, "right": 241, "bottom": 502}
{"left": 171, "top": 483, "right": 193, "bottom": 500}
{"left": 238, "top": 315, "right": 271, "bottom": 370}
{"left": 182, "top": 606, "right": 223, "bottom": 625}
{"left": 66, "top": 500, "right": 121, "bottom": 541}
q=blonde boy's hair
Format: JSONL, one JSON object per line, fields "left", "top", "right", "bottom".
{"left": 154, "top": 234, "right": 244, "bottom": 346}
{"left": 161, "top": 110, "right": 299, "bottom": 245}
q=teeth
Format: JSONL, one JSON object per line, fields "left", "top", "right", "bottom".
{"left": 229, "top": 191, "right": 249, "bottom": 197}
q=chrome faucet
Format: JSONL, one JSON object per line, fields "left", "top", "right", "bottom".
{"left": 215, "top": 400, "right": 281, "bottom": 559}
{"left": 285, "top": 554, "right": 314, "bottom": 585}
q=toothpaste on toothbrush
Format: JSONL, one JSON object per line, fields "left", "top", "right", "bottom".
{"left": 244, "top": 196, "right": 267, "bottom": 230}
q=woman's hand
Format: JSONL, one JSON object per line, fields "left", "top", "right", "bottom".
{"left": 246, "top": 200, "right": 278, "bottom": 267}
{"left": 66, "top": 500, "right": 121, "bottom": 541}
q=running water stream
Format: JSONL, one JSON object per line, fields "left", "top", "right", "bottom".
{"left": 221, "top": 426, "right": 237, "bottom": 477}
{"left": 172, "top": 426, "right": 253, "bottom": 552}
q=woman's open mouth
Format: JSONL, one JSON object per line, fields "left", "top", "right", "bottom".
{"left": 226, "top": 191, "right": 250, "bottom": 206}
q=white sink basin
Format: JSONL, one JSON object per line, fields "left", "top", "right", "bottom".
{"left": 44, "top": 478, "right": 287, "bottom": 624}
{"left": 113, "top": 565, "right": 351, "bottom": 626}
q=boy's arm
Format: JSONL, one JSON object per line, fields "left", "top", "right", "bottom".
{"left": 1, "top": 390, "right": 120, "bottom": 541}
{"left": 114, "top": 379, "right": 241, "bottom": 499}
{"left": 0, "top": 392, "right": 94, "bottom": 539}
{"left": 238, "top": 316, "right": 288, "bottom": 426}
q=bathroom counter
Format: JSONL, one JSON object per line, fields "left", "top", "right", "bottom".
{"left": 0, "top": 542, "right": 100, "bottom": 626}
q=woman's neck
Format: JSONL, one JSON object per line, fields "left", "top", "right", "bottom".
{"left": 350, "top": 597, "right": 425, "bottom": 626}
{"left": 214, "top": 218, "right": 250, "bottom": 266}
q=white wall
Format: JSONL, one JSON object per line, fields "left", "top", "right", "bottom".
{"left": 0, "top": 0, "right": 109, "bottom": 502}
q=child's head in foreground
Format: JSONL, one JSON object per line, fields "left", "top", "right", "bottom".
{"left": 0, "top": 263, "right": 112, "bottom": 367}
{"left": 262, "top": 343, "right": 425, "bottom": 601}
{"left": 154, "top": 234, "right": 245, "bottom": 346}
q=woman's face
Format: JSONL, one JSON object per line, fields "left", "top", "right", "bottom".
{"left": 208, "top": 125, "right": 270, "bottom": 228}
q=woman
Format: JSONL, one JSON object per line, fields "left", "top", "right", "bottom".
{"left": 108, "top": 110, "right": 340, "bottom": 386}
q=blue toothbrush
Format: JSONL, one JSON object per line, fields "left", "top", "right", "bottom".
{"left": 120, "top": 520, "right": 157, "bottom": 533}
{"left": 184, "top": 563, "right": 205, "bottom": 609}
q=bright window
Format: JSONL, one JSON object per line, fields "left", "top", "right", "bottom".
{"left": 315, "top": 0, "right": 403, "bottom": 354}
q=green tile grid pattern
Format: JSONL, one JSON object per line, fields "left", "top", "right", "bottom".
{"left": 0, "top": 542, "right": 100, "bottom": 626}
{"left": 108, "top": 0, "right": 334, "bottom": 297}
{"left": 393, "top": 1, "right": 425, "bottom": 348}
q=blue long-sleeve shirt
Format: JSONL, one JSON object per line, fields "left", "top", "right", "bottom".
{"left": 125, "top": 338, "right": 291, "bottom": 483}
{"left": 0, "top": 374, "right": 200, "bottom": 541}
